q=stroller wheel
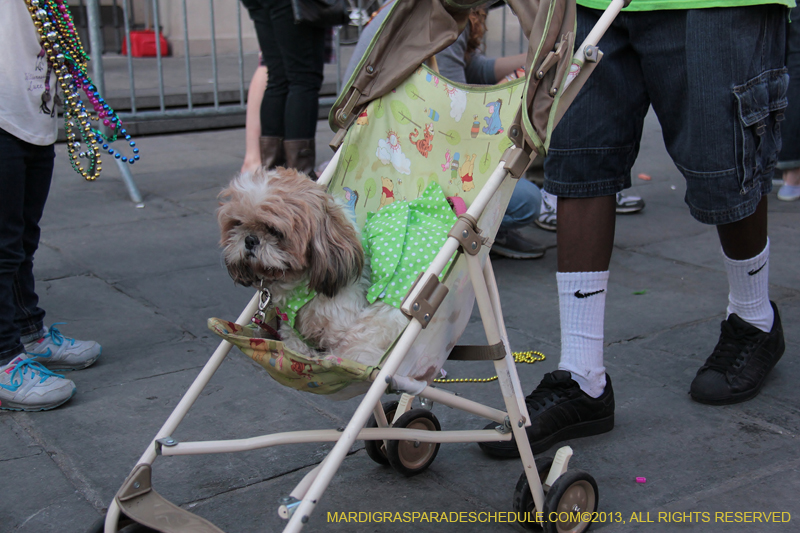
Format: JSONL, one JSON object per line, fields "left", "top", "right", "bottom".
{"left": 542, "top": 469, "right": 599, "bottom": 533}
{"left": 385, "top": 408, "right": 441, "bottom": 477}
{"left": 364, "top": 400, "right": 400, "bottom": 465}
{"left": 512, "top": 456, "right": 554, "bottom": 531}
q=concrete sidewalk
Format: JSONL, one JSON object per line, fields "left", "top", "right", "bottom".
{"left": 2, "top": 112, "right": 798, "bottom": 533}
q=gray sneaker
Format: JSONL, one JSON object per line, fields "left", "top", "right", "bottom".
{"left": 0, "top": 357, "right": 76, "bottom": 411}
{"left": 492, "top": 228, "right": 546, "bottom": 259}
{"left": 24, "top": 324, "right": 101, "bottom": 371}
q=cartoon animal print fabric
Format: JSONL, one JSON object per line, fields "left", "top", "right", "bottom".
{"left": 379, "top": 177, "right": 395, "bottom": 208}
{"left": 330, "top": 65, "right": 524, "bottom": 228}
{"left": 483, "top": 99, "right": 504, "bottom": 135}
{"left": 409, "top": 123, "right": 435, "bottom": 157}
{"left": 459, "top": 153, "right": 477, "bottom": 192}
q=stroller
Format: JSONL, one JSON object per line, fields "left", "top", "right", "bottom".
{"left": 100, "top": 0, "right": 630, "bottom": 531}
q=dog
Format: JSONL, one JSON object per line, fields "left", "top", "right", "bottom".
{"left": 217, "top": 167, "right": 407, "bottom": 366}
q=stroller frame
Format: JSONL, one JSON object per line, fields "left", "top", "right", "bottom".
{"left": 102, "top": 1, "right": 630, "bottom": 532}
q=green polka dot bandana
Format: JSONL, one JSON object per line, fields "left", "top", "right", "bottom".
{"left": 363, "top": 181, "right": 457, "bottom": 308}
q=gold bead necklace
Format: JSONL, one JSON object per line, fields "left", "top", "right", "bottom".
{"left": 433, "top": 350, "right": 546, "bottom": 383}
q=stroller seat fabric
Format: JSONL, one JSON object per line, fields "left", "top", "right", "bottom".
{"left": 210, "top": 66, "right": 526, "bottom": 396}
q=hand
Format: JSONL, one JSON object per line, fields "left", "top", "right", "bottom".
{"left": 241, "top": 155, "right": 261, "bottom": 174}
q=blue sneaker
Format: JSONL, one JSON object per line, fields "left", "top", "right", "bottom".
{"left": 24, "top": 324, "right": 101, "bottom": 371}
{"left": 0, "top": 357, "right": 76, "bottom": 411}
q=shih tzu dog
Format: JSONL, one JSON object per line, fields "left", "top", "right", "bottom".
{"left": 217, "top": 167, "right": 407, "bottom": 366}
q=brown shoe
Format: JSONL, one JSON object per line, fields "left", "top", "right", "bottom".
{"left": 284, "top": 138, "right": 317, "bottom": 180}
{"left": 259, "top": 136, "right": 285, "bottom": 170}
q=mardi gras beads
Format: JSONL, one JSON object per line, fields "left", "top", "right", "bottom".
{"left": 26, "top": 0, "right": 140, "bottom": 179}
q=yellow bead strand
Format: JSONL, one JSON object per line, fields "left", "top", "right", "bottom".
{"left": 433, "top": 350, "right": 546, "bottom": 384}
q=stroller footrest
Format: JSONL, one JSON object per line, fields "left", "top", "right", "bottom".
{"left": 448, "top": 343, "right": 506, "bottom": 361}
{"left": 116, "top": 464, "right": 225, "bottom": 533}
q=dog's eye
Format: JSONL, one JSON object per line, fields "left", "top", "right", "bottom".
{"left": 266, "top": 226, "right": 284, "bottom": 240}
{"left": 231, "top": 220, "right": 242, "bottom": 227}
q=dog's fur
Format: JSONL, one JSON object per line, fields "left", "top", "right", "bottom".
{"left": 218, "top": 167, "right": 407, "bottom": 366}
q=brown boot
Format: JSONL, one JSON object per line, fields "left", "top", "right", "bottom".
{"left": 259, "top": 136, "right": 285, "bottom": 170}
{"left": 283, "top": 138, "right": 317, "bottom": 180}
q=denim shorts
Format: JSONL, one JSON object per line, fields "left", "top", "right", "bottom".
{"left": 778, "top": 5, "right": 800, "bottom": 170}
{"left": 543, "top": 5, "right": 789, "bottom": 225}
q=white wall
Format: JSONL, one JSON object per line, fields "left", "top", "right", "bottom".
{"left": 105, "top": 0, "right": 260, "bottom": 57}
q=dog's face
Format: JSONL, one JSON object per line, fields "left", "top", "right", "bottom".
{"left": 217, "top": 167, "right": 363, "bottom": 297}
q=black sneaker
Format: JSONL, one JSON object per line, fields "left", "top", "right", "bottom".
{"left": 690, "top": 301, "right": 784, "bottom": 405}
{"left": 478, "top": 370, "right": 615, "bottom": 458}
{"left": 491, "top": 228, "right": 546, "bottom": 259}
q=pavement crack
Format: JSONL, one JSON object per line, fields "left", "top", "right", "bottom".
{"left": 180, "top": 451, "right": 359, "bottom": 508}
{"left": 81, "top": 365, "right": 206, "bottom": 394}
{"left": 0, "top": 449, "right": 44, "bottom": 463}
{"left": 11, "top": 413, "right": 107, "bottom": 514}
{"left": 605, "top": 314, "right": 721, "bottom": 347}
{"left": 13, "top": 505, "right": 53, "bottom": 532}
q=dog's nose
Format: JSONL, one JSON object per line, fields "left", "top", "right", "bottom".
{"left": 244, "top": 235, "right": 260, "bottom": 250}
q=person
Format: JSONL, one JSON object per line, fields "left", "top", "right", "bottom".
{"left": 480, "top": 0, "right": 790, "bottom": 458}
{"left": 776, "top": 5, "right": 800, "bottom": 202}
{"left": 435, "top": 6, "right": 548, "bottom": 259}
{"left": 239, "top": 0, "right": 326, "bottom": 177}
{"left": 434, "top": 3, "right": 644, "bottom": 238}
{"left": 1, "top": 1, "right": 102, "bottom": 412}
{"left": 242, "top": 64, "right": 269, "bottom": 174}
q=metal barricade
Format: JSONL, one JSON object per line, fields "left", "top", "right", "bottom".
{"left": 80, "top": 0, "right": 527, "bottom": 206}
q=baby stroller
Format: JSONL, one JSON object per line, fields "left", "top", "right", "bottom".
{"left": 100, "top": 1, "right": 630, "bottom": 532}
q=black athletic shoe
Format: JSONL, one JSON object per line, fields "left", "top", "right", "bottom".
{"left": 690, "top": 301, "right": 784, "bottom": 405}
{"left": 478, "top": 370, "right": 615, "bottom": 458}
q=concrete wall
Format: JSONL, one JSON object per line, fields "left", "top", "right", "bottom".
{"left": 101, "top": 0, "right": 260, "bottom": 57}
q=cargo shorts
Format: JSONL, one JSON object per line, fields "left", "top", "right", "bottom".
{"left": 543, "top": 5, "right": 789, "bottom": 225}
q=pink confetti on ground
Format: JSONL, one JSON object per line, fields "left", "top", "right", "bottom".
{"left": 637, "top": 173, "right": 652, "bottom": 181}
{"left": 636, "top": 477, "right": 647, "bottom": 483}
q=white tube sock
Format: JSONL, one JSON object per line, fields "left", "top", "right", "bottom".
{"left": 556, "top": 271, "right": 609, "bottom": 398}
{"left": 723, "top": 239, "right": 773, "bottom": 332}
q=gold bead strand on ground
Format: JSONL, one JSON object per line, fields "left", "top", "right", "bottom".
{"left": 433, "top": 350, "right": 546, "bottom": 384}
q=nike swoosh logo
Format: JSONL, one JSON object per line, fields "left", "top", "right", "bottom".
{"left": 574, "top": 289, "right": 605, "bottom": 299}
{"left": 748, "top": 262, "right": 766, "bottom": 276}
{"left": 34, "top": 348, "right": 52, "bottom": 358}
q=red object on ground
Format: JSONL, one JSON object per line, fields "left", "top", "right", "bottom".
{"left": 121, "top": 30, "right": 169, "bottom": 57}
{"left": 637, "top": 173, "right": 652, "bottom": 181}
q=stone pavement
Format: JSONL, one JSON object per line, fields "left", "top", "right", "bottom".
{"left": 2, "top": 111, "right": 799, "bottom": 533}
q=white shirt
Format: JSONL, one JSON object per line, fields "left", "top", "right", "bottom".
{"left": 0, "top": 0, "right": 58, "bottom": 145}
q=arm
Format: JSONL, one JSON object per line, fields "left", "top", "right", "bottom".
{"left": 493, "top": 52, "right": 527, "bottom": 82}
{"left": 242, "top": 65, "right": 268, "bottom": 173}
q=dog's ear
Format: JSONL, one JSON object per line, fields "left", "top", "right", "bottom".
{"left": 307, "top": 197, "right": 363, "bottom": 298}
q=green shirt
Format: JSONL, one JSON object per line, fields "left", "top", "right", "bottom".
{"left": 578, "top": 0, "right": 795, "bottom": 10}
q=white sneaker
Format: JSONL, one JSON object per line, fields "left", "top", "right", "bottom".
{"left": 777, "top": 184, "right": 800, "bottom": 201}
{"left": 615, "top": 191, "right": 645, "bottom": 214}
{"left": 24, "top": 324, "right": 101, "bottom": 371}
{"left": 535, "top": 190, "right": 557, "bottom": 232}
{"left": 0, "top": 357, "right": 76, "bottom": 411}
